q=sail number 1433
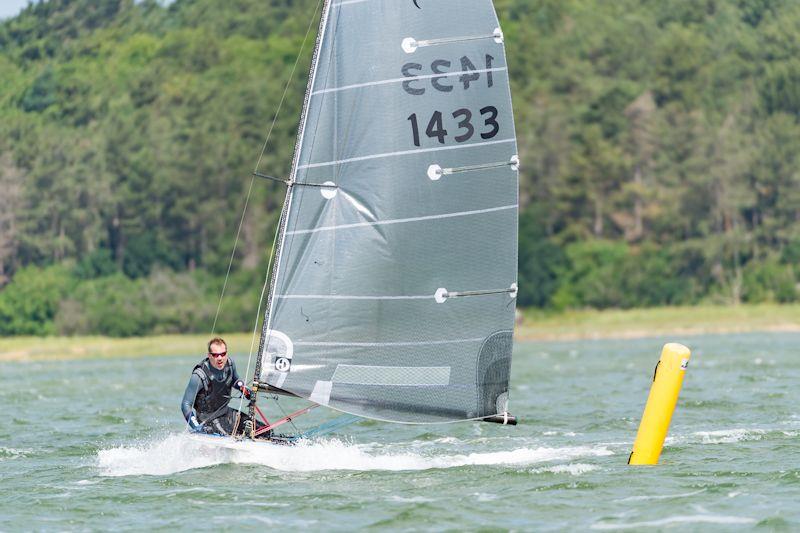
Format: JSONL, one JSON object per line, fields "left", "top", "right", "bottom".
{"left": 407, "top": 107, "right": 499, "bottom": 147}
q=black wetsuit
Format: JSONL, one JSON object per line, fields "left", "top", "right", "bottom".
{"left": 181, "top": 357, "right": 250, "bottom": 435}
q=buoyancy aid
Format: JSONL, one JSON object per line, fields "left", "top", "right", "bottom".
{"left": 192, "top": 358, "right": 237, "bottom": 422}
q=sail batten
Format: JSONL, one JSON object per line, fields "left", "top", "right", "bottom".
{"left": 294, "top": 338, "right": 485, "bottom": 347}
{"left": 333, "top": 0, "right": 370, "bottom": 6}
{"left": 285, "top": 203, "right": 516, "bottom": 235}
{"left": 311, "top": 67, "right": 508, "bottom": 96}
{"left": 259, "top": 0, "right": 518, "bottom": 424}
{"left": 297, "top": 138, "right": 516, "bottom": 170}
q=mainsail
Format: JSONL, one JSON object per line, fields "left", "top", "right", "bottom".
{"left": 256, "top": 0, "right": 519, "bottom": 423}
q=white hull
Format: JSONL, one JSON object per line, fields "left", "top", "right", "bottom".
{"left": 186, "top": 433, "right": 293, "bottom": 450}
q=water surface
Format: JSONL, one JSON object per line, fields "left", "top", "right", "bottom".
{"left": 1, "top": 333, "right": 798, "bottom": 530}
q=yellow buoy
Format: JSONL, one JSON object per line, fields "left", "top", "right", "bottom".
{"left": 628, "top": 343, "right": 691, "bottom": 465}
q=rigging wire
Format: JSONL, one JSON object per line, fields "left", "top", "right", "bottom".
{"left": 232, "top": 0, "right": 325, "bottom": 436}
{"left": 211, "top": 0, "right": 324, "bottom": 335}
{"left": 273, "top": 394, "right": 301, "bottom": 435}
{"left": 232, "top": 216, "right": 280, "bottom": 436}
{"left": 210, "top": 176, "right": 255, "bottom": 335}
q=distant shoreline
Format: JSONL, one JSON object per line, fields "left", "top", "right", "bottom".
{"left": 515, "top": 303, "right": 800, "bottom": 342}
{"left": 2, "top": 304, "right": 798, "bottom": 361}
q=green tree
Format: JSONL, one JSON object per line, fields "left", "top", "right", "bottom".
{"left": 0, "top": 264, "right": 75, "bottom": 335}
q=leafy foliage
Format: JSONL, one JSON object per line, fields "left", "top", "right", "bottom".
{"left": 0, "top": 264, "right": 75, "bottom": 335}
{"left": 1, "top": 0, "right": 799, "bottom": 335}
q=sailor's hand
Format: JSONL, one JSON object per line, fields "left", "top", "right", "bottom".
{"left": 187, "top": 411, "right": 202, "bottom": 432}
{"left": 235, "top": 379, "right": 252, "bottom": 399}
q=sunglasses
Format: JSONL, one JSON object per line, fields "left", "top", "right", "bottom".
{"left": 209, "top": 351, "right": 227, "bottom": 358}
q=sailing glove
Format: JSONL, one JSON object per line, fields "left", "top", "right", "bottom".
{"left": 235, "top": 380, "right": 252, "bottom": 399}
{"left": 187, "top": 411, "right": 202, "bottom": 432}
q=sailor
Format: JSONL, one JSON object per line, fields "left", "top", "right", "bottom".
{"left": 181, "top": 337, "right": 253, "bottom": 435}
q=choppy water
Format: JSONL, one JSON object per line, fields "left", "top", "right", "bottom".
{"left": 1, "top": 333, "right": 798, "bottom": 530}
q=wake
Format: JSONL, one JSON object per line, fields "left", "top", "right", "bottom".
{"left": 96, "top": 433, "right": 612, "bottom": 477}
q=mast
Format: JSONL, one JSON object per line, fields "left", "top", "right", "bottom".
{"left": 250, "top": 0, "right": 333, "bottom": 424}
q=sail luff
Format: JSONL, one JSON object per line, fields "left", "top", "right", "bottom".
{"left": 252, "top": 0, "right": 333, "bottom": 390}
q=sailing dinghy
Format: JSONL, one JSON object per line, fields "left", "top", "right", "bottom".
{"left": 198, "top": 0, "right": 520, "bottom": 446}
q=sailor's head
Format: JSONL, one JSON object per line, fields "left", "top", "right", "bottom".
{"left": 207, "top": 337, "right": 228, "bottom": 370}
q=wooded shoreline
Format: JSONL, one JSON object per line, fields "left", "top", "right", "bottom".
{"left": 3, "top": 1, "right": 800, "bottom": 336}
{"left": 3, "top": 303, "right": 798, "bottom": 361}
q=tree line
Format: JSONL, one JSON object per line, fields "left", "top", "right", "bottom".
{"left": 0, "top": 0, "right": 798, "bottom": 336}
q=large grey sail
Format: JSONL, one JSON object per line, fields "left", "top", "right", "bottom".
{"left": 260, "top": 0, "right": 518, "bottom": 423}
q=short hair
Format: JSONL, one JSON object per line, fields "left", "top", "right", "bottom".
{"left": 207, "top": 337, "right": 227, "bottom": 353}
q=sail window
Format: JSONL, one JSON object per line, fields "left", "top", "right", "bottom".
{"left": 332, "top": 365, "right": 451, "bottom": 386}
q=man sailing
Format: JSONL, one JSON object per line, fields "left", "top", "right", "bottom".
{"left": 181, "top": 337, "right": 255, "bottom": 436}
